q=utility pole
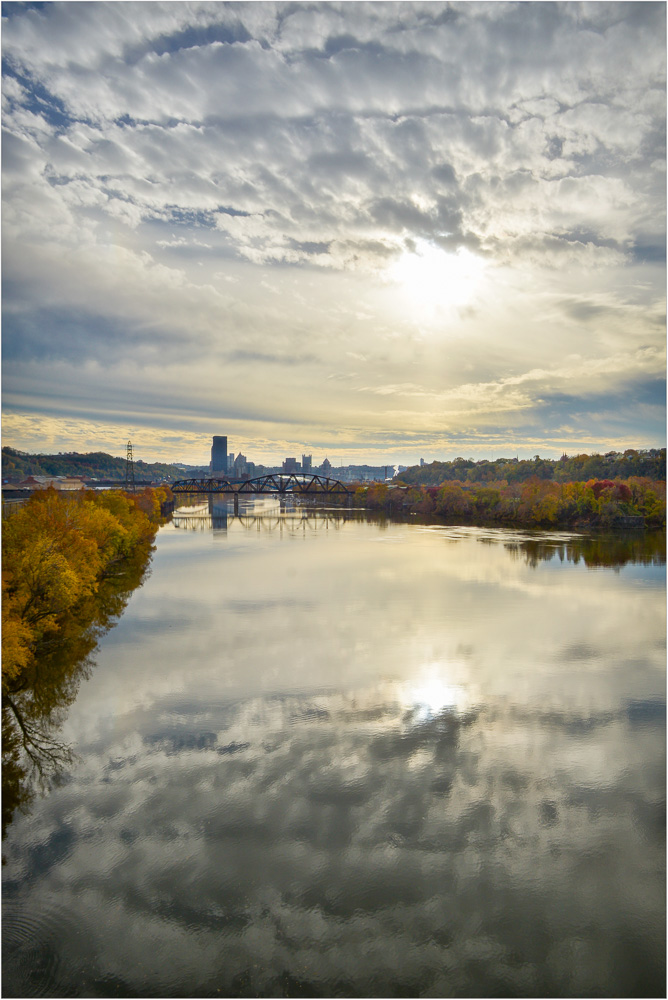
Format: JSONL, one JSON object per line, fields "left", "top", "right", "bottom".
{"left": 125, "top": 440, "right": 136, "bottom": 493}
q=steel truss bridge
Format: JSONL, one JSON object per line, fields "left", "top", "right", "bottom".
{"left": 171, "top": 473, "right": 352, "bottom": 496}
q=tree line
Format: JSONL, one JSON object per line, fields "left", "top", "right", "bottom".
{"left": 396, "top": 449, "right": 665, "bottom": 486}
{"left": 2, "top": 486, "right": 172, "bottom": 688}
{"left": 353, "top": 476, "right": 665, "bottom": 528}
{"left": 2, "top": 446, "right": 184, "bottom": 481}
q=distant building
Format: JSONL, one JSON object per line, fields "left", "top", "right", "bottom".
{"left": 17, "top": 475, "right": 86, "bottom": 491}
{"left": 211, "top": 436, "right": 228, "bottom": 474}
{"left": 333, "top": 464, "right": 394, "bottom": 483}
{"left": 302, "top": 454, "right": 312, "bottom": 474}
{"left": 283, "top": 457, "right": 299, "bottom": 473}
{"left": 320, "top": 457, "right": 332, "bottom": 475}
{"left": 232, "top": 453, "right": 248, "bottom": 477}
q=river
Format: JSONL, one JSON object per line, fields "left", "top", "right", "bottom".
{"left": 2, "top": 503, "right": 665, "bottom": 997}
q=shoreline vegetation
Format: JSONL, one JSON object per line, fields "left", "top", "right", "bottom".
{"left": 2, "top": 486, "right": 172, "bottom": 690}
{"left": 364, "top": 449, "right": 666, "bottom": 528}
{"left": 2, "top": 535, "right": 157, "bottom": 839}
{"left": 346, "top": 476, "right": 666, "bottom": 529}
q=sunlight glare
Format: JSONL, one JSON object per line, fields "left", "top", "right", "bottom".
{"left": 388, "top": 240, "right": 486, "bottom": 314}
{"left": 405, "top": 664, "right": 468, "bottom": 721}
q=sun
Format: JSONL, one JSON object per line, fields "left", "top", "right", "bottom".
{"left": 388, "top": 239, "right": 486, "bottom": 315}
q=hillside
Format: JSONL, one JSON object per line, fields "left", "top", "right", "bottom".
{"left": 396, "top": 450, "right": 666, "bottom": 487}
{"left": 1, "top": 447, "right": 193, "bottom": 482}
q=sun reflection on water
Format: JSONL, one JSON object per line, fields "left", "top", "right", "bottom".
{"left": 404, "top": 663, "right": 470, "bottom": 721}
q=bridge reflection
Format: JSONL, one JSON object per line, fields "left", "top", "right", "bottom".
{"left": 172, "top": 499, "right": 355, "bottom": 533}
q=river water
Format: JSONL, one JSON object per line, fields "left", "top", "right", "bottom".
{"left": 2, "top": 503, "right": 666, "bottom": 998}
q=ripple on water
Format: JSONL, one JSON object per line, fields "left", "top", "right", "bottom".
{"left": 2, "top": 898, "right": 86, "bottom": 998}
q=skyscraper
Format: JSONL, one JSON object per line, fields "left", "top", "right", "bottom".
{"left": 211, "top": 436, "right": 228, "bottom": 474}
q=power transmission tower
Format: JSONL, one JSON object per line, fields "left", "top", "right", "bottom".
{"left": 125, "top": 440, "right": 136, "bottom": 493}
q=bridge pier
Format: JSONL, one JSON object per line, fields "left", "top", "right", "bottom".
{"left": 233, "top": 493, "right": 239, "bottom": 515}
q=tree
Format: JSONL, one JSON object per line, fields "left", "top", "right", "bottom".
{"left": 435, "top": 481, "right": 470, "bottom": 517}
{"left": 2, "top": 487, "right": 167, "bottom": 689}
{"left": 1, "top": 586, "right": 33, "bottom": 683}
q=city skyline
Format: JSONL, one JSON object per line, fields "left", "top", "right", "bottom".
{"left": 2, "top": 2, "right": 666, "bottom": 467}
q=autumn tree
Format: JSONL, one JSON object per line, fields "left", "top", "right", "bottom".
{"left": 2, "top": 487, "right": 166, "bottom": 689}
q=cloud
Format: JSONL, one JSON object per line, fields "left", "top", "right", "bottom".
{"left": 1, "top": 1, "right": 665, "bottom": 461}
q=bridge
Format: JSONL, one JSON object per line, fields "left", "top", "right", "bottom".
{"left": 171, "top": 473, "right": 352, "bottom": 497}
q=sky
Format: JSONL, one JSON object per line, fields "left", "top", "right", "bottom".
{"left": 2, "top": 1, "right": 666, "bottom": 467}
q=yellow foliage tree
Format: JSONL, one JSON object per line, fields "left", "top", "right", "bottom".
{"left": 2, "top": 487, "right": 165, "bottom": 690}
{"left": 1, "top": 585, "right": 33, "bottom": 683}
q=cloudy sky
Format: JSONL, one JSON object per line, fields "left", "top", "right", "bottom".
{"left": 2, "top": 1, "right": 665, "bottom": 465}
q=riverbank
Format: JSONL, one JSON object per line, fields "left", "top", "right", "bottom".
{"left": 346, "top": 476, "right": 666, "bottom": 529}
{"left": 2, "top": 486, "right": 172, "bottom": 689}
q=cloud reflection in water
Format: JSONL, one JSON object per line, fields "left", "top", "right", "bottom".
{"left": 3, "top": 683, "right": 664, "bottom": 997}
{"left": 2, "top": 521, "right": 665, "bottom": 997}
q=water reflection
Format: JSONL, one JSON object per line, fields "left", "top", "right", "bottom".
{"left": 505, "top": 531, "right": 666, "bottom": 570}
{"left": 4, "top": 684, "right": 664, "bottom": 997}
{"left": 2, "top": 542, "right": 154, "bottom": 839}
{"left": 2, "top": 517, "right": 665, "bottom": 998}
{"left": 172, "top": 500, "right": 359, "bottom": 535}
{"left": 173, "top": 504, "right": 666, "bottom": 570}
